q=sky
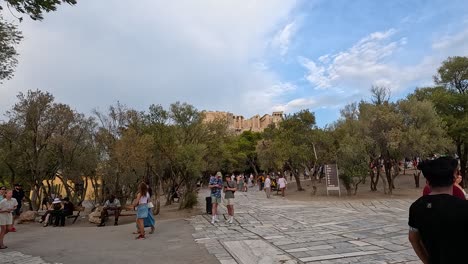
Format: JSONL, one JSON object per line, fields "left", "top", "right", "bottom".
{"left": 0, "top": 0, "right": 467, "bottom": 127}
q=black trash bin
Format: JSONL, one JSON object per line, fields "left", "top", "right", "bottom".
{"left": 205, "top": 196, "right": 212, "bottom": 214}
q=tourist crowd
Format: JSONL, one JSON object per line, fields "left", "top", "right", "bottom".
{"left": 207, "top": 172, "right": 288, "bottom": 224}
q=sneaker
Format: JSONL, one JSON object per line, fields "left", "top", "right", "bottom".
{"left": 229, "top": 218, "right": 233, "bottom": 224}
{"left": 211, "top": 219, "right": 215, "bottom": 224}
{"left": 214, "top": 217, "right": 219, "bottom": 222}
{"left": 9, "top": 227, "right": 16, "bottom": 232}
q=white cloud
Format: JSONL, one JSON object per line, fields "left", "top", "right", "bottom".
{"left": 243, "top": 78, "right": 297, "bottom": 114}
{"left": 286, "top": 27, "right": 468, "bottom": 117}
{"left": 272, "top": 87, "right": 363, "bottom": 113}
{"left": 300, "top": 28, "right": 407, "bottom": 91}
{"left": 300, "top": 27, "right": 468, "bottom": 96}
{"left": 0, "top": 0, "right": 299, "bottom": 117}
{"left": 271, "top": 20, "right": 298, "bottom": 56}
{"left": 432, "top": 29, "right": 468, "bottom": 52}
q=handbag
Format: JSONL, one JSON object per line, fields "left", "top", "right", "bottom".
{"left": 147, "top": 202, "right": 154, "bottom": 208}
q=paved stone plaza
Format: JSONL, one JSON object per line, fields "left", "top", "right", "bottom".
{"left": 191, "top": 189, "right": 420, "bottom": 264}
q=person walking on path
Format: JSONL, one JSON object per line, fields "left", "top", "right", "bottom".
{"left": 0, "top": 190, "right": 18, "bottom": 249}
{"left": 143, "top": 184, "right": 156, "bottom": 234}
{"left": 133, "top": 183, "right": 150, "bottom": 240}
{"left": 277, "top": 175, "right": 287, "bottom": 198}
{"left": 258, "top": 175, "right": 265, "bottom": 191}
{"left": 408, "top": 157, "right": 468, "bottom": 264}
{"left": 209, "top": 172, "right": 223, "bottom": 224}
{"left": 237, "top": 175, "right": 244, "bottom": 193}
{"left": 223, "top": 175, "right": 237, "bottom": 224}
{"left": 248, "top": 174, "right": 253, "bottom": 188}
{"left": 264, "top": 175, "right": 272, "bottom": 198}
{"left": 133, "top": 184, "right": 156, "bottom": 234}
{"left": 11, "top": 184, "right": 24, "bottom": 232}
{"left": 243, "top": 175, "right": 248, "bottom": 192}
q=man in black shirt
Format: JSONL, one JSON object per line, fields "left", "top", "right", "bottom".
{"left": 12, "top": 184, "right": 25, "bottom": 216}
{"left": 408, "top": 157, "right": 467, "bottom": 264}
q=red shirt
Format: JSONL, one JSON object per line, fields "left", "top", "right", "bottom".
{"left": 422, "top": 185, "right": 466, "bottom": 200}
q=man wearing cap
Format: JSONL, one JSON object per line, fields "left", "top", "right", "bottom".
{"left": 209, "top": 172, "right": 223, "bottom": 224}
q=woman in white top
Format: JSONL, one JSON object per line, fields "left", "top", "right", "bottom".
{"left": 277, "top": 175, "right": 287, "bottom": 198}
{"left": 0, "top": 190, "right": 18, "bottom": 249}
{"left": 133, "top": 183, "right": 149, "bottom": 240}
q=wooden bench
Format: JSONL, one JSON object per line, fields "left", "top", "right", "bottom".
{"left": 67, "top": 206, "right": 85, "bottom": 224}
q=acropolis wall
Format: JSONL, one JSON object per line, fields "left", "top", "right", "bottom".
{"left": 203, "top": 111, "right": 283, "bottom": 133}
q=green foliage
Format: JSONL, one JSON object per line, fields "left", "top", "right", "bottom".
{"left": 257, "top": 109, "right": 317, "bottom": 191}
{"left": 434, "top": 56, "right": 468, "bottom": 94}
{"left": 181, "top": 191, "right": 198, "bottom": 209}
{"left": 3, "top": 0, "right": 77, "bottom": 21}
{"left": 0, "top": 90, "right": 98, "bottom": 207}
{"left": 0, "top": 0, "right": 76, "bottom": 83}
{"left": 0, "top": 17, "right": 22, "bottom": 82}
{"left": 410, "top": 58, "right": 468, "bottom": 181}
{"left": 225, "top": 131, "right": 262, "bottom": 173}
{"left": 337, "top": 136, "right": 369, "bottom": 195}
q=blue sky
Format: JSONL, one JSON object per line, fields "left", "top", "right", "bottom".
{"left": 1, "top": 0, "right": 467, "bottom": 127}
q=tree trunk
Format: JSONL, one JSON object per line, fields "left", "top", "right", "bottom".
{"left": 354, "top": 179, "right": 364, "bottom": 195}
{"left": 369, "top": 158, "right": 379, "bottom": 191}
{"left": 380, "top": 172, "right": 388, "bottom": 194}
{"left": 292, "top": 170, "right": 304, "bottom": 191}
{"left": 30, "top": 181, "right": 41, "bottom": 211}
{"left": 6, "top": 163, "right": 15, "bottom": 187}
{"left": 249, "top": 160, "right": 259, "bottom": 176}
{"left": 414, "top": 171, "right": 421, "bottom": 188}
{"left": 391, "top": 162, "right": 399, "bottom": 189}
{"left": 384, "top": 160, "right": 393, "bottom": 195}
{"left": 370, "top": 169, "right": 376, "bottom": 191}
{"left": 304, "top": 165, "right": 316, "bottom": 194}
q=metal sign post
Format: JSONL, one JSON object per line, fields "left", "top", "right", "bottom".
{"left": 325, "top": 164, "right": 341, "bottom": 197}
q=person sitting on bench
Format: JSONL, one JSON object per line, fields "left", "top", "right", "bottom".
{"left": 43, "top": 198, "right": 62, "bottom": 227}
{"left": 57, "top": 197, "right": 74, "bottom": 226}
{"left": 98, "top": 195, "right": 121, "bottom": 227}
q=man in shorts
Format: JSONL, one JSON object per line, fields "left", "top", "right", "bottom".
{"left": 98, "top": 194, "right": 121, "bottom": 227}
{"left": 264, "top": 175, "right": 271, "bottom": 198}
{"left": 408, "top": 157, "right": 468, "bottom": 263}
{"left": 277, "top": 175, "right": 287, "bottom": 198}
{"left": 223, "top": 175, "right": 237, "bottom": 224}
{"left": 209, "top": 172, "right": 223, "bottom": 224}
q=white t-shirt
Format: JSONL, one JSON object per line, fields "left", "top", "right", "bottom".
{"left": 264, "top": 178, "right": 271, "bottom": 188}
{"left": 104, "top": 198, "right": 121, "bottom": 208}
{"left": 278, "top": 178, "right": 287, "bottom": 188}
{"left": 0, "top": 198, "right": 18, "bottom": 213}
